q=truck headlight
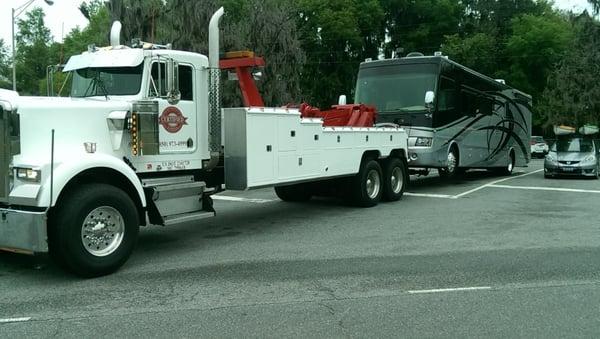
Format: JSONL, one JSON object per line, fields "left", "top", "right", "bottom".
{"left": 415, "top": 137, "right": 433, "bottom": 147}
{"left": 15, "top": 167, "right": 41, "bottom": 182}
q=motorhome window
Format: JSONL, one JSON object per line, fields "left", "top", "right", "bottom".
{"left": 70, "top": 64, "right": 143, "bottom": 97}
{"left": 179, "top": 65, "right": 193, "bottom": 101}
{"left": 355, "top": 63, "right": 438, "bottom": 114}
{"left": 461, "top": 89, "right": 479, "bottom": 116}
{"left": 437, "top": 77, "right": 457, "bottom": 111}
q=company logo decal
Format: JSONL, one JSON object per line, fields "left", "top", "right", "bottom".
{"left": 159, "top": 106, "right": 188, "bottom": 133}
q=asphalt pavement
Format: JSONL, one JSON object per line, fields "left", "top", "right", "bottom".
{"left": 2, "top": 159, "right": 600, "bottom": 338}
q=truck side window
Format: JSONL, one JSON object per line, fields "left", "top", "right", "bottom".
{"left": 178, "top": 65, "right": 193, "bottom": 101}
{"left": 150, "top": 62, "right": 167, "bottom": 97}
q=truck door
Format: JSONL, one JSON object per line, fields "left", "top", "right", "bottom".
{"left": 149, "top": 61, "right": 197, "bottom": 154}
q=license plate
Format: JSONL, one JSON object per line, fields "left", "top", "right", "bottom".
{"left": 562, "top": 167, "right": 575, "bottom": 172}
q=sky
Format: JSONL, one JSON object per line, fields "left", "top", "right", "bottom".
{"left": 0, "top": 0, "right": 596, "bottom": 51}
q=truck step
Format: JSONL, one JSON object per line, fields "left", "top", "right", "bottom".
{"left": 163, "top": 211, "right": 215, "bottom": 226}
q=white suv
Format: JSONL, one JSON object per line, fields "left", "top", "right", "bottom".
{"left": 530, "top": 136, "right": 549, "bottom": 158}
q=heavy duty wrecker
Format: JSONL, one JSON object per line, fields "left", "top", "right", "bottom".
{"left": 0, "top": 8, "right": 409, "bottom": 277}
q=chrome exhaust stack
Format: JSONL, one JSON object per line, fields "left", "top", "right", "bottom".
{"left": 206, "top": 7, "right": 224, "bottom": 170}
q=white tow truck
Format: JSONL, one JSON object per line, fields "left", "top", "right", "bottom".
{"left": 0, "top": 8, "right": 409, "bottom": 277}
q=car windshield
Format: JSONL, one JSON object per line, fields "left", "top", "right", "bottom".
{"left": 70, "top": 64, "right": 144, "bottom": 97}
{"left": 551, "top": 138, "right": 594, "bottom": 153}
{"left": 355, "top": 63, "right": 438, "bottom": 114}
{"left": 532, "top": 137, "right": 544, "bottom": 143}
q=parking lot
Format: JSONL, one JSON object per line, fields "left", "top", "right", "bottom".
{"left": 3, "top": 159, "right": 600, "bottom": 337}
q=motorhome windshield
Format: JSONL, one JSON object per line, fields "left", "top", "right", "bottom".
{"left": 355, "top": 63, "right": 438, "bottom": 114}
{"left": 70, "top": 64, "right": 144, "bottom": 97}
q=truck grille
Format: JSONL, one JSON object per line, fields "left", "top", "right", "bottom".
{"left": 0, "top": 107, "right": 20, "bottom": 203}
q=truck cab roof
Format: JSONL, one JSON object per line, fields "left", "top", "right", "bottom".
{"left": 64, "top": 46, "right": 209, "bottom": 72}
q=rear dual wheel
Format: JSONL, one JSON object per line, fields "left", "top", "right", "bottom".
{"left": 382, "top": 157, "right": 407, "bottom": 202}
{"left": 351, "top": 159, "right": 383, "bottom": 207}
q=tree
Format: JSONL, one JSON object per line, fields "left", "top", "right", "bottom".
{"left": 108, "top": 0, "right": 305, "bottom": 107}
{"left": 382, "top": 0, "right": 463, "bottom": 57}
{"left": 442, "top": 33, "right": 499, "bottom": 77}
{"left": 41, "top": 0, "right": 111, "bottom": 96}
{"left": 0, "top": 40, "right": 11, "bottom": 89}
{"left": 15, "top": 7, "right": 53, "bottom": 95}
{"left": 540, "top": 14, "right": 600, "bottom": 127}
{"left": 297, "top": 0, "right": 385, "bottom": 107}
{"left": 505, "top": 13, "right": 573, "bottom": 100}
{"left": 588, "top": 0, "right": 600, "bottom": 16}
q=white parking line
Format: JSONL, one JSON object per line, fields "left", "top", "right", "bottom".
{"left": 489, "top": 184, "right": 600, "bottom": 194}
{"left": 212, "top": 195, "right": 276, "bottom": 204}
{"left": 453, "top": 169, "right": 544, "bottom": 199}
{"left": 407, "top": 286, "right": 492, "bottom": 294}
{"left": 0, "top": 317, "right": 31, "bottom": 323}
{"left": 404, "top": 192, "right": 456, "bottom": 199}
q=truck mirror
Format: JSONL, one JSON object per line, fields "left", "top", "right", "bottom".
{"left": 425, "top": 91, "right": 435, "bottom": 108}
{"left": 166, "top": 58, "right": 181, "bottom": 104}
{"left": 338, "top": 95, "right": 347, "bottom": 106}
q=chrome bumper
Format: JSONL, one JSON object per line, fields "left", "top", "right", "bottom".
{"left": 0, "top": 208, "right": 47, "bottom": 253}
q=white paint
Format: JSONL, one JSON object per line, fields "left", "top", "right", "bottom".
{"left": 453, "top": 169, "right": 544, "bottom": 198}
{"left": 212, "top": 195, "right": 275, "bottom": 204}
{"left": 490, "top": 184, "right": 600, "bottom": 194}
{"left": 0, "top": 317, "right": 31, "bottom": 323}
{"left": 404, "top": 192, "right": 456, "bottom": 199}
{"left": 407, "top": 286, "right": 491, "bottom": 294}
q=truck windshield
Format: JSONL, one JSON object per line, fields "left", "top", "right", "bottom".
{"left": 70, "top": 64, "right": 143, "bottom": 97}
{"left": 355, "top": 63, "right": 438, "bottom": 114}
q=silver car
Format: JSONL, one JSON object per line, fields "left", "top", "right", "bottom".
{"left": 544, "top": 137, "right": 599, "bottom": 178}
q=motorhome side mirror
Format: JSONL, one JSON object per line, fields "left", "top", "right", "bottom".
{"left": 338, "top": 95, "right": 347, "bottom": 105}
{"left": 166, "top": 59, "right": 181, "bottom": 105}
{"left": 424, "top": 91, "right": 435, "bottom": 108}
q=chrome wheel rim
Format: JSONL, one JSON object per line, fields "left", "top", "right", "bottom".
{"left": 81, "top": 206, "right": 125, "bottom": 257}
{"left": 390, "top": 167, "right": 403, "bottom": 194}
{"left": 366, "top": 169, "right": 381, "bottom": 199}
{"left": 447, "top": 152, "right": 457, "bottom": 173}
{"left": 508, "top": 160, "right": 514, "bottom": 173}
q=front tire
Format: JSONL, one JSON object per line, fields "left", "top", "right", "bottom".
{"left": 382, "top": 157, "right": 407, "bottom": 202}
{"left": 439, "top": 148, "right": 460, "bottom": 179}
{"left": 497, "top": 152, "right": 515, "bottom": 176}
{"left": 49, "top": 184, "right": 139, "bottom": 278}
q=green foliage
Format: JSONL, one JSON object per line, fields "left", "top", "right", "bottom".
{"left": 505, "top": 13, "right": 573, "bottom": 98}
{"left": 442, "top": 33, "right": 498, "bottom": 76}
{"left": 15, "top": 7, "right": 52, "bottom": 95}
{"left": 382, "top": 0, "right": 463, "bottom": 57}
{"left": 540, "top": 14, "right": 600, "bottom": 127}
{"left": 0, "top": 40, "right": 11, "bottom": 89}
{"left": 8, "top": 0, "right": 600, "bottom": 132}
{"left": 297, "top": 0, "right": 385, "bottom": 107}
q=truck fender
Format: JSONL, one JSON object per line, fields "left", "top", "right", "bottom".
{"left": 38, "top": 153, "right": 146, "bottom": 208}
